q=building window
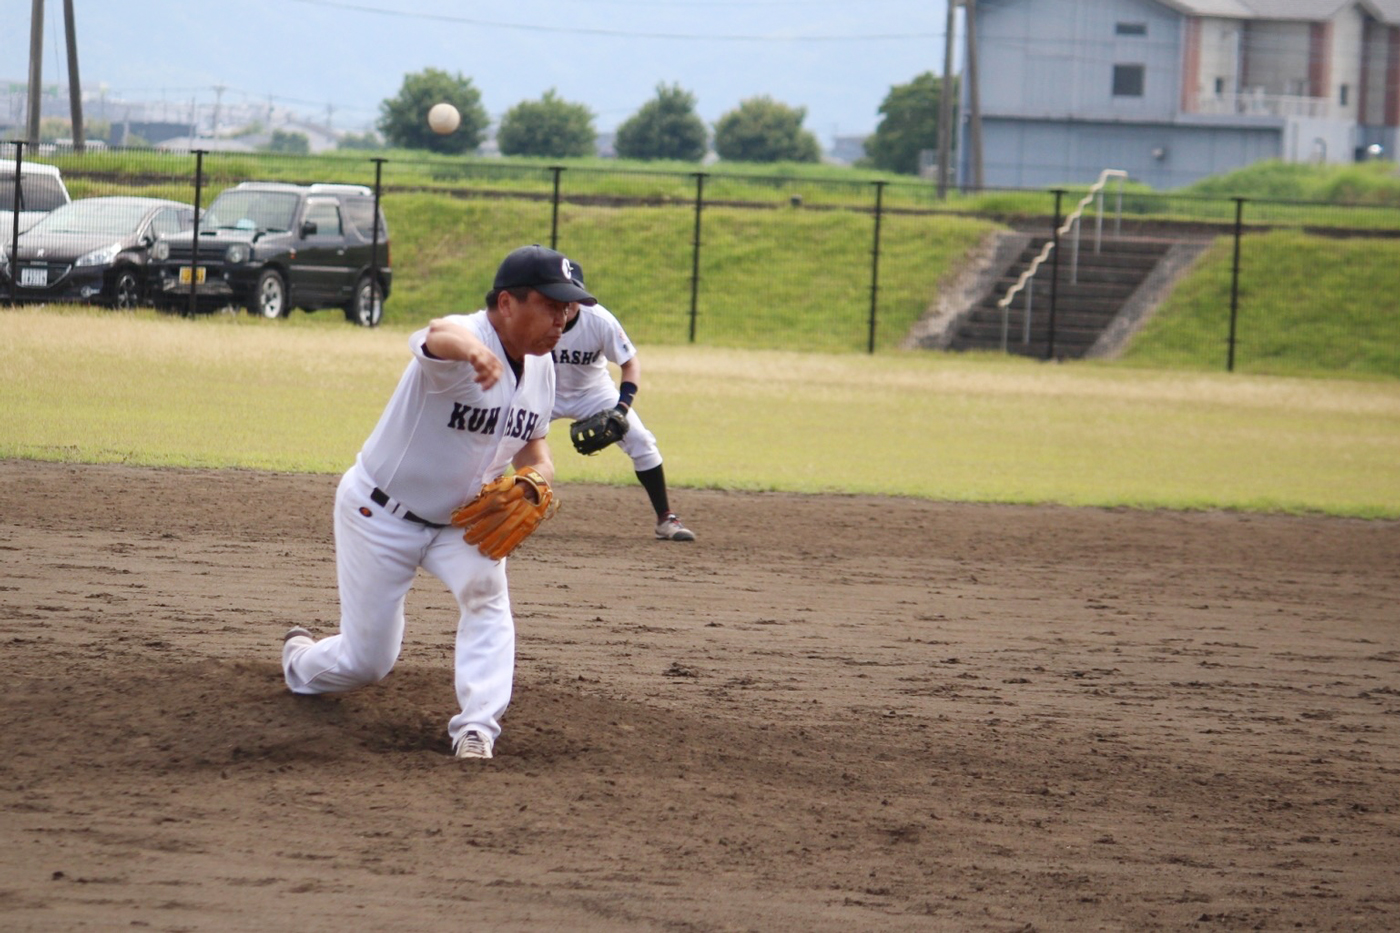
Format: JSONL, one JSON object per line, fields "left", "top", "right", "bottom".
{"left": 1116, "top": 22, "right": 1147, "bottom": 36}
{"left": 1214, "top": 77, "right": 1225, "bottom": 95}
{"left": 1113, "top": 64, "right": 1145, "bottom": 97}
{"left": 1340, "top": 84, "right": 1350, "bottom": 106}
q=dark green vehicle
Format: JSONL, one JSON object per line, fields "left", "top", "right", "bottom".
{"left": 151, "top": 181, "right": 392, "bottom": 326}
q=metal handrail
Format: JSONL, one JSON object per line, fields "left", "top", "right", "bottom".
{"left": 997, "top": 169, "right": 1128, "bottom": 351}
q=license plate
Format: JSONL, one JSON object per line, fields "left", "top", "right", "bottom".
{"left": 178, "top": 266, "right": 207, "bottom": 285}
{"left": 20, "top": 266, "right": 47, "bottom": 288}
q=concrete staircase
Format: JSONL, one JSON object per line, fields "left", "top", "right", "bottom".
{"left": 947, "top": 234, "right": 1178, "bottom": 360}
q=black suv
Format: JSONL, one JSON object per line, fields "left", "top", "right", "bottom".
{"left": 151, "top": 181, "right": 391, "bottom": 326}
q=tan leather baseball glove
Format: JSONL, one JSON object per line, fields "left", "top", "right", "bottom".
{"left": 450, "top": 466, "right": 557, "bottom": 560}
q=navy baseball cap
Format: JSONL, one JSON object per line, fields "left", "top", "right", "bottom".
{"left": 493, "top": 245, "right": 595, "bottom": 305}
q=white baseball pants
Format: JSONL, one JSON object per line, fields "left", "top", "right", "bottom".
{"left": 282, "top": 464, "right": 515, "bottom": 749}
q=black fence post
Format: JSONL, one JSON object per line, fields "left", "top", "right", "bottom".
{"left": 186, "top": 149, "right": 206, "bottom": 319}
{"left": 1046, "top": 189, "right": 1064, "bottom": 361}
{"left": 868, "top": 180, "right": 887, "bottom": 354}
{"left": 549, "top": 166, "right": 563, "bottom": 250}
{"left": 6, "top": 142, "right": 22, "bottom": 299}
{"left": 1227, "top": 197, "right": 1245, "bottom": 373}
{"left": 688, "top": 172, "right": 706, "bottom": 344}
{"left": 371, "top": 156, "right": 386, "bottom": 321}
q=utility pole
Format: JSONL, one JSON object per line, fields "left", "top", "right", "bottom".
{"left": 212, "top": 83, "right": 226, "bottom": 139}
{"left": 965, "top": 0, "right": 984, "bottom": 189}
{"left": 26, "top": 0, "right": 44, "bottom": 146}
{"left": 936, "top": 0, "right": 957, "bottom": 197}
{"left": 63, "top": 0, "right": 83, "bottom": 152}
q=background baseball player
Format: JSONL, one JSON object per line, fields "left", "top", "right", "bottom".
{"left": 281, "top": 245, "right": 594, "bottom": 760}
{"left": 551, "top": 264, "right": 695, "bottom": 542}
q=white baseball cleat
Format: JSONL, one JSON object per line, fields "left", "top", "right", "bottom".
{"left": 454, "top": 729, "right": 494, "bottom": 760}
{"left": 655, "top": 512, "right": 696, "bottom": 542}
{"left": 281, "top": 626, "right": 315, "bottom": 669}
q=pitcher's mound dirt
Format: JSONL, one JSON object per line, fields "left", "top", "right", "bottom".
{"left": 2, "top": 459, "right": 1398, "bottom": 931}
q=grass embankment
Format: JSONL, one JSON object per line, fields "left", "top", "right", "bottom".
{"left": 150, "top": 190, "right": 1398, "bottom": 380}
{"left": 1180, "top": 158, "right": 1400, "bottom": 204}
{"left": 385, "top": 193, "right": 999, "bottom": 351}
{"left": 1121, "top": 230, "right": 1400, "bottom": 379}
{"left": 3, "top": 308, "right": 1397, "bottom": 518}
{"left": 55, "top": 162, "right": 1006, "bottom": 353}
{"left": 30, "top": 153, "right": 1400, "bottom": 377}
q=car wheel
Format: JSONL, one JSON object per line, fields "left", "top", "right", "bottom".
{"left": 249, "top": 268, "right": 288, "bottom": 319}
{"left": 110, "top": 269, "right": 141, "bottom": 310}
{"left": 344, "top": 275, "right": 383, "bottom": 327}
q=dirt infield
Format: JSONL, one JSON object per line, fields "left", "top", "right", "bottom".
{"left": 2, "top": 458, "right": 1398, "bottom": 932}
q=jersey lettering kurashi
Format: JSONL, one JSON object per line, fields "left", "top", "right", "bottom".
{"left": 356, "top": 310, "right": 554, "bottom": 524}
{"left": 550, "top": 302, "right": 635, "bottom": 413}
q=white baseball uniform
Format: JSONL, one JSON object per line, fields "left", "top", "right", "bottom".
{"left": 283, "top": 310, "right": 554, "bottom": 749}
{"left": 550, "top": 302, "right": 661, "bottom": 472}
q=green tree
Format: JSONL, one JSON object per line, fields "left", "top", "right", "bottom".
{"left": 55, "top": 119, "right": 113, "bottom": 145}
{"left": 865, "top": 72, "right": 953, "bottom": 175}
{"left": 614, "top": 83, "right": 708, "bottom": 162}
{"left": 377, "top": 67, "right": 488, "bottom": 154}
{"left": 38, "top": 116, "right": 71, "bottom": 143}
{"left": 496, "top": 90, "right": 595, "bottom": 158}
{"left": 713, "top": 96, "right": 820, "bottom": 164}
{"left": 337, "top": 130, "right": 384, "bottom": 151}
{"left": 265, "top": 130, "right": 310, "bottom": 154}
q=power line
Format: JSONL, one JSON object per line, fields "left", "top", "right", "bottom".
{"left": 286, "top": 0, "right": 944, "bottom": 41}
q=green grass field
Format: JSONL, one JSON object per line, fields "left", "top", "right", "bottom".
{"left": 3, "top": 307, "right": 1396, "bottom": 518}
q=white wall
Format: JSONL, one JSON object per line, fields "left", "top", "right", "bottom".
{"left": 1282, "top": 116, "right": 1357, "bottom": 164}
{"left": 1196, "top": 17, "right": 1244, "bottom": 103}
{"left": 1329, "top": 6, "right": 1365, "bottom": 124}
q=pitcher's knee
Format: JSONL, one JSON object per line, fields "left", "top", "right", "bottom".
{"left": 334, "top": 644, "right": 399, "bottom": 686}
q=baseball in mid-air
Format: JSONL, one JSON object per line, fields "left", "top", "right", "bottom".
{"left": 428, "top": 102, "right": 461, "bottom": 135}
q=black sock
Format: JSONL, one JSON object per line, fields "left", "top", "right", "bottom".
{"left": 635, "top": 465, "right": 670, "bottom": 519}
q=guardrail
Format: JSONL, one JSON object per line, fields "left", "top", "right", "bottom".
{"left": 996, "top": 168, "right": 1128, "bottom": 351}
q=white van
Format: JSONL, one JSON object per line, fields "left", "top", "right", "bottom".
{"left": 1, "top": 162, "right": 72, "bottom": 244}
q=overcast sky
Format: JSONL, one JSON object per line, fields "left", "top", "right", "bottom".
{"left": 2, "top": 0, "right": 958, "bottom": 144}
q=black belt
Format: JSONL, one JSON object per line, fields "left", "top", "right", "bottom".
{"left": 370, "top": 487, "right": 447, "bottom": 528}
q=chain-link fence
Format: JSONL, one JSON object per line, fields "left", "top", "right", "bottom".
{"left": 3, "top": 143, "right": 1396, "bottom": 378}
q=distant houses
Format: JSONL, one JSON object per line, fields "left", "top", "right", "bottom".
{"left": 0, "top": 84, "right": 352, "bottom": 153}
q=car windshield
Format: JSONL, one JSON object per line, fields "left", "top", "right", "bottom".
{"left": 25, "top": 200, "right": 151, "bottom": 236}
{"left": 0, "top": 174, "right": 69, "bottom": 212}
{"left": 203, "top": 191, "right": 299, "bottom": 233}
